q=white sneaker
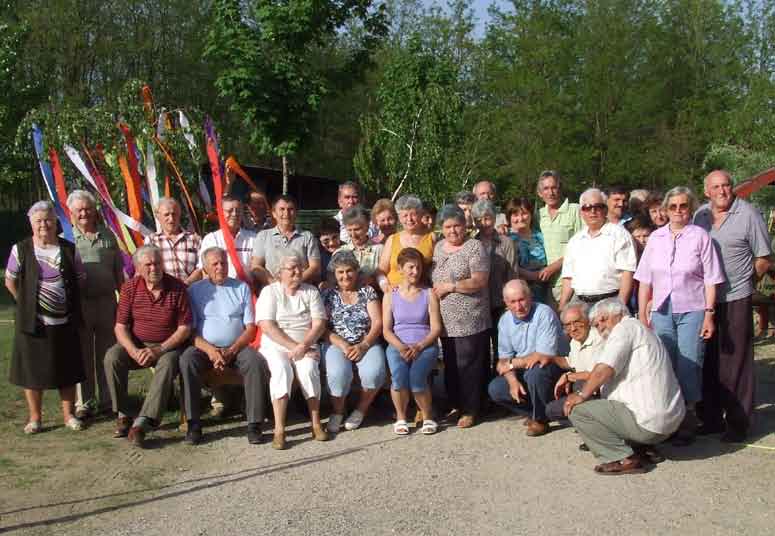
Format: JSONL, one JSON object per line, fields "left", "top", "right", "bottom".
{"left": 327, "top": 414, "right": 343, "bottom": 434}
{"left": 344, "top": 410, "right": 364, "bottom": 431}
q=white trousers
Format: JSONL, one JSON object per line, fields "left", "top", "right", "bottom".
{"left": 260, "top": 343, "right": 321, "bottom": 401}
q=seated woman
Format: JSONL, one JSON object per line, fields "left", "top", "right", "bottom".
{"left": 383, "top": 247, "right": 442, "bottom": 435}
{"left": 322, "top": 251, "right": 387, "bottom": 433}
{"left": 256, "top": 252, "right": 329, "bottom": 449}
{"left": 506, "top": 197, "right": 548, "bottom": 302}
{"left": 332, "top": 206, "right": 384, "bottom": 288}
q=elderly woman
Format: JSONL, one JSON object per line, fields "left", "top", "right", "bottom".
{"left": 379, "top": 194, "right": 435, "bottom": 291}
{"left": 256, "top": 252, "right": 329, "bottom": 449}
{"left": 371, "top": 198, "right": 398, "bottom": 245}
{"left": 383, "top": 247, "right": 443, "bottom": 435}
{"left": 332, "top": 206, "right": 384, "bottom": 287}
{"left": 635, "top": 186, "right": 724, "bottom": 444}
{"left": 506, "top": 197, "right": 548, "bottom": 302}
{"left": 5, "top": 201, "right": 86, "bottom": 433}
{"left": 67, "top": 190, "right": 124, "bottom": 420}
{"left": 432, "top": 204, "right": 491, "bottom": 428}
{"left": 321, "top": 251, "right": 387, "bottom": 433}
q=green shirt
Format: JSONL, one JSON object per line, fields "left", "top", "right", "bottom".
{"left": 73, "top": 225, "right": 124, "bottom": 298}
{"left": 539, "top": 198, "right": 582, "bottom": 288}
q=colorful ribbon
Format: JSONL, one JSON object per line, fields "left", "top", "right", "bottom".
{"left": 31, "top": 125, "right": 74, "bottom": 242}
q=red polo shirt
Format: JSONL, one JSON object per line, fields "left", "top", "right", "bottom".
{"left": 116, "top": 273, "right": 192, "bottom": 343}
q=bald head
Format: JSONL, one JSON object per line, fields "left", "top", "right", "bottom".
{"left": 503, "top": 279, "right": 533, "bottom": 319}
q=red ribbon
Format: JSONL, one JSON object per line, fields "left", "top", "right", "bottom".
{"left": 48, "top": 148, "right": 70, "bottom": 221}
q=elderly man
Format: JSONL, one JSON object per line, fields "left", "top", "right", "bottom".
{"left": 180, "top": 247, "right": 267, "bottom": 445}
{"left": 243, "top": 190, "right": 272, "bottom": 232}
{"left": 564, "top": 299, "right": 685, "bottom": 475}
{"left": 559, "top": 188, "right": 637, "bottom": 310}
{"left": 536, "top": 171, "right": 583, "bottom": 307}
{"left": 334, "top": 181, "right": 377, "bottom": 244}
{"left": 144, "top": 197, "right": 202, "bottom": 285}
{"left": 694, "top": 170, "right": 772, "bottom": 441}
{"left": 199, "top": 195, "right": 256, "bottom": 282}
{"left": 105, "top": 245, "right": 192, "bottom": 448}
{"left": 606, "top": 185, "right": 631, "bottom": 226}
{"left": 473, "top": 180, "right": 507, "bottom": 231}
{"left": 251, "top": 195, "right": 321, "bottom": 286}
{"left": 487, "top": 280, "right": 564, "bottom": 437}
{"left": 67, "top": 190, "right": 124, "bottom": 419}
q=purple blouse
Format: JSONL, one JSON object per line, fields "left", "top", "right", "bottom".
{"left": 634, "top": 224, "right": 725, "bottom": 313}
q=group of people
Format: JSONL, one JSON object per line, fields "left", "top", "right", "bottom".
{"left": 5, "top": 169, "right": 771, "bottom": 476}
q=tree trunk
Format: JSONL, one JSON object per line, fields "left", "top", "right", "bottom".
{"left": 282, "top": 155, "right": 289, "bottom": 195}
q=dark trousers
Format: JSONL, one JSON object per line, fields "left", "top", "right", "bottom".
{"left": 441, "top": 331, "right": 489, "bottom": 415}
{"left": 180, "top": 346, "right": 267, "bottom": 425}
{"left": 546, "top": 380, "right": 588, "bottom": 422}
{"left": 702, "top": 296, "right": 754, "bottom": 433}
{"left": 488, "top": 363, "right": 564, "bottom": 421}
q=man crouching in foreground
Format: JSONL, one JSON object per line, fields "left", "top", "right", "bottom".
{"left": 564, "top": 298, "right": 685, "bottom": 475}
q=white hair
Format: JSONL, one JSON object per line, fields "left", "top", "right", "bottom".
{"left": 560, "top": 302, "right": 589, "bottom": 322}
{"left": 201, "top": 246, "right": 226, "bottom": 265}
{"left": 154, "top": 197, "right": 180, "bottom": 212}
{"left": 579, "top": 188, "right": 607, "bottom": 205}
{"left": 66, "top": 190, "right": 97, "bottom": 210}
{"left": 589, "top": 298, "right": 630, "bottom": 321}
{"left": 132, "top": 244, "right": 162, "bottom": 265}
{"left": 27, "top": 200, "right": 55, "bottom": 219}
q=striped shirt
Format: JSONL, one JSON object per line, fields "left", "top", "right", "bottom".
{"left": 144, "top": 231, "right": 202, "bottom": 281}
{"left": 116, "top": 273, "right": 192, "bottom": 343}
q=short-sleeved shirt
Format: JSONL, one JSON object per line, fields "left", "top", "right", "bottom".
{"left": 74, "top": 225, "right": 123, "bottom": 298}
{"left": 252, "top": 226, "right": 321, "bottom": 277}
{"left": 322, "top": 286, "right": 377, "bottom": 344}
{"left": 496, "top": 303, "right": 560, "bottom": 358}
{"left": 145, "top": 230, "right": 201, "bottom": 281}
{"left": 431, "top": 238, "right": 491, "bottom": 337}
{"left": 188, "top": 277, "right": 254, "bottom": 348}
{"left": 693, "top": 197, "right": 772, "bottom": 303}
{"left": 634, "top": 224, "right": 725, "bottom": 313}
{"left": 332, "top": 242, "right": 383, "bottom": 278}
{"left": 597, "top": 317, "right": 685, "bottom": 435}
{"left": 255, "top": 282, "right": 327, "bottom": 349}
{"left": 199, "top": 228, "right": 256, "bottom": 280}
{"left": 6, "top": 243, "right": 86, "bottom": 325}
{"left": 561, "top": 223, "right": 637, "bottom": 296}
{"left": 567, "top": 327, "right": 604, "bottom": 372}
{"left": 539, "top": 199, "right": 583, "bottom": 288}
{"left": 116, "top": 273, "right": 192, "bottom": 343}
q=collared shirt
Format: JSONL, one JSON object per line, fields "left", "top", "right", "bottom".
{"left": 116, "top": 273, "right": 192, "bottom": 343}
{"left": 332, "top": 242, "right": 383, "bottom": 277}
{"left": 496, "top": 302, "right": 560, "bottom": 358}
{"left": 335, "top": 210, "right": 379, "bottom": 244}
{"left": 73, "top": 225, "right": 123, "bottom": 298}
{"left": 597, "top": 317, "right": 685, "bottom": 435}
{"left": 539, "top": 199, "right": 583, "bottom": 288}
{"left": 199, "top": 228, "right": 257, "bottom": 281}
{"left": 188, "top": 277, "right": 254, "bottom": 348}
{"left": 252, "top": 226, "right": 320, "bottom": 277}
{"left": 561, "top": 222, "right": 637, "bottom": 296}
{"left": 693, "top": 197, "right": 772, "bottom": 303}
{"left": 567, "top": 327, "right": 604, "bottom": 371}
{"left": 145, "top": 230, "right": 201, "bottom": 281}
{"left": 255, "top": 282, "right": 327, "bottom": 352}
{"left": 634, "top": 224, "right": 725, "bottom": 313}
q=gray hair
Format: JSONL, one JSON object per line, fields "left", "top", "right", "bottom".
{"left": 473, "top": 180, "right": 496, "bottom": 195}
{"left": 329, "top": 250, "right": 361, "bottom": 273}
{"left": 66, "top": 189, "right": 96, "bottom": 210}
{"left": 629, "top": 189, "right": 649, "bottom": 203}
{"left": 436, "top": 204, "right": 467, "bottom": 226}
{"left": 27, "top": 200, "right": 55, "bottom": 219}
{"left": 201, "top": 246, "right": 226, "bottom": 265}
{"left": 471, "top": 199, "right": 496, "bottom": 220}
{"left": 395, "top": 194, "right": 423, "bottom": 212}
{"left": 704, "top": 169, "right": 734, "bottom": 188}
{"left": 560, "top": 302, "right": 590, "bottom": 322}
{"left": 338, "top": 181, "right": 360, "bottom": 194}
{"left": 589, "top": 298, "right": 630, "bottom": 322}
{"left": 662, "top": 186, "right": 699, "bottom": 214}
{"left": 536, "top": 170, "right": 561, "bottom": 195}
{"left": 579, "top": 188, "right": 607, "bottom": 205}
{"left": 277, "top": 250, "right": 303, "bottom": 270}
{"left": 454, "top": 191, "right": 476, "bottom": 205}
{"left": 503, "top": 278, "right": 532, "bottom": 297}
{"left": 341, "top": 206, "right": 370, "bottom": 226}
{"left": 155, "top": 197, "right": 180, "bottom": 212}
{"left": 132, "top": 244, "right": 162, "bottom": 265}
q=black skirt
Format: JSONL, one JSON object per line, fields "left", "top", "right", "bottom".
{"left": 9, "top": 322, "right": 85, "bottom": 389}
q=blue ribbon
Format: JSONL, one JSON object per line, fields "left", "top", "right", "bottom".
{"left": 32, "top": 124, "right": 74, "bottom": 242}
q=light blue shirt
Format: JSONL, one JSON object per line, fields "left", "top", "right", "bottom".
{"left": 497, "top": 302, "right": 561, "bottom": 358}
{"left": 188, "top": 278, "right": 254, "bottom": 347}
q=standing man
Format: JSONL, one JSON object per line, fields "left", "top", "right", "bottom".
{"left": 606, "top": 185, "right": 631, "bottom": 226}
{"left": 334, "top": 181, "right": 377, "bottom": 244}
{"left": 694, "top": 170, "right": 772, "bottom": 441}
{"left": 473, "top": 180, "right": 507, "bottom": 231}
{"left": 67, "top": 190, "right": 124, "bottom": 419}
{"left": 199, "top": 195, "right": 257, "bottom": 283}
{"left": 145, "top": 197, "right": 202, "bottom": 285}
{"left": 536, "top": 171, "right": 583, "bottom": 308}
{"left": 559, "top": 188, "right": 636, "bottom": 309}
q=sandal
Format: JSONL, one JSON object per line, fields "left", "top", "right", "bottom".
{"left": 393, "top": 420, "right": 410, "bottom": 435}
{"left": 24, "top": 421, "right": 42, "bottom": 435}
{"left": 594, "top": 456, "right": 648, "bottom": 476}
{"left": 420, "top": 420, "right": 438, "bottom": 435}
{"left": 65, "top": 417, "right": 85, "bottom": 431}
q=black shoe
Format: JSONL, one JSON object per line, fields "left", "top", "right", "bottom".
{"left": 633, "top": 444, "right": 665, "bottom": 464}
{"left": 696, "top": 421, "right": 725, "bottom": 435}
{"left": 720, "top": 429, "right": 747, "bottom": 443}
{"left": 247, "top": 423, "right": 263, "bottom": 445}
{"left": 578, "top": 443, "right": 589, "bottom": 451}
{"left": 185, "top": 423, "right": 203, "bottom": 445}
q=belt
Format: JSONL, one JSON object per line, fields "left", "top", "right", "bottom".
{"left": 577, "top": 291, "right": 618, "bottom": 303}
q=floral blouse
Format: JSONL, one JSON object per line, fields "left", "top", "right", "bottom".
{"left": 322, "top": 286, "right": 378, "bottom": 344}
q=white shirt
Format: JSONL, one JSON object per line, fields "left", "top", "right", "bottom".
{"left": 561, "top": 222, "right": 637, "bottom": 295}
{"left": 198, "top": 228, "right": 257, "bottom": 280}
{"left": 255, "top": 282, "right": 327, "bottom": 354}
{"left": 567, "top": 327, "right": 604, "bottom": 372}
{"left": 597, "top": 317, "right": 685, "bottom": 435}
{"left": 335, "top": 210, "right": 379, "bottom": 244}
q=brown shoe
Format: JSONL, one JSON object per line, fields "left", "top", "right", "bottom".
{"left": 127, "top": 426, "right": 146, "bottom": 448}
{"left": 526, "top": 420, "right": 549, "bottom": 437}
{"left": 272, "top": 431, "right": 286, "bottom": 450}
{"left": 312, "top": 425, "right": 330, "bottom": 442}
{"left": 594, "top": 455, "right": 648, "bottom": 475}
{"left": 113, "top": 416, "right": 132, "bottom": 438}
{"left": 522, "top": 418, "right": 534, "bottom": 427}
{"left": 457, "top": 414, "right": 476, "bottom": 428}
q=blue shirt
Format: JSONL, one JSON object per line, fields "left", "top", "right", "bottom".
{"left": 188, "top": 278, "right": 254, "bottom": 347}
{"left": 509, "top": 230, "right": 547, "bottom": 270}
{"left": 497, "top": 302, "right": 561, "bottom": 358}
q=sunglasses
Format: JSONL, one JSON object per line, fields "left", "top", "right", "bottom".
{"left": 667, "top": 203, "right": 690, "bottom": 212}
{"left": 581, "top": 203, "right": 606, "bottom": 212}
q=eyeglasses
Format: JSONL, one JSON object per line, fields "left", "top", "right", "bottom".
{"left": 581, "top": 203, "right": 606, "bottom": 212}
{"left": 667, "top": 203, "right": 689, "bottom": 212}
{"left": 562, "top": 320, "right": 586, "bottom": 329}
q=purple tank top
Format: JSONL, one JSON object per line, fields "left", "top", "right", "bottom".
{"left": 391, "top": 288, "right": 431, "bottom": 344}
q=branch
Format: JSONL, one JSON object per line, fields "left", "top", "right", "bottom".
{"left": 390, "top": 106, "right": 423, "bottom": 201}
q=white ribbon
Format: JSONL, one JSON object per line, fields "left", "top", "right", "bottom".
{"left": 145, "top": 141, "right": 161, "bottom": 231}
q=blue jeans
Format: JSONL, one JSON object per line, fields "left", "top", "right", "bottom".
{"left": 386, "top": 344, "right": 439, "bottom": 392}
{"left": 650, "top": 297, "right": 705, "bottom": 404}
{"left": 322, "top": 342, "right": 387, "bottom": 397}
{"left": 487, "top": 363, "right": 564, "bottom": 421}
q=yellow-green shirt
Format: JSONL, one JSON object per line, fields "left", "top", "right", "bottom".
{"left": 538, "top": 199, "right": 582, "bottom": 288}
